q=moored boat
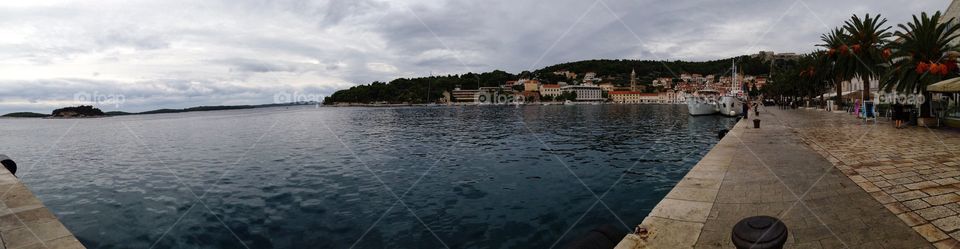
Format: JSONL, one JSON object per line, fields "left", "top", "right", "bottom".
{"left": 719, "top": 60, "right": 744, "bottom": 117}
{"left": 687, "top": 89, "right": 720, "bottom": 115}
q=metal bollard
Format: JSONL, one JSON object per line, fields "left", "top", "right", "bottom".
{"left": 0, "top": 154, "right": 16, "bottom": 176}
{"left": 561, "top": 224, "right": 627, "bottom": 249}
{"left": 753, "top": 119, "right": 761, "bottom": 128}
{"left": 717, "top": 129, "right": 729, "bottom": 139}
{"left": 731, "top": 216, "right": 788, "bottom": 249}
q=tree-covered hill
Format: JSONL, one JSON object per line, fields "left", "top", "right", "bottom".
{"left": 323, "top": 55, "right": 776, "bottom": 104}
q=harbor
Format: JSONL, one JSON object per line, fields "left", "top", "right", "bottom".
{"left": 616, "top": 106, "right": 960, "bottom": 248}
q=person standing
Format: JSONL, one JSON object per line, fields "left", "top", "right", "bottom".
{"left": 753, "top": 101, "right": 760, "bottom": 117}
{"left": 742, "top": 99, "right": 749, "bottom": 119}
{"left": 893, "top": 102, "right": 904, "bottom": 129}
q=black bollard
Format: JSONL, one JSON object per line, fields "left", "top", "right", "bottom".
{"left": 717, "top": 129, "right": 729, "bottom": 139}
{"left": 0, "top": 154, "right": 16, "bottom": 176}
{"left": 561, "top": 224, "right": 627, "bottom": 249}
{"left": 753, "top": 119, "right": 761, "bottom": 128}
{"left": 731, "top": 216, "right": 788, "bottom": 249}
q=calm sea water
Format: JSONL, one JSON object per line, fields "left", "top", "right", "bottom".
{"left": 0, "top": 105, "right": 735, "bottom": 249}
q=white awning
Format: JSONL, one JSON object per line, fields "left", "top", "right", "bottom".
{"left": 927, "top": 77, "right": 960, "bottom": 92}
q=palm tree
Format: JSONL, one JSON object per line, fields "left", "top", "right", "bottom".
{"left": 843, "top": 13, "right": 892, "bottom": 100}
{"left": 819, "top": 27, "right": 854, "bottom": 106}
{"left": 798, "top": 51, "right": 832, "bottom": 100}
{"left": 882, "top": 11, "right": 960, "bottom": 117}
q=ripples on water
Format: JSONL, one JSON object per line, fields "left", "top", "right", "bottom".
{"left": 0, "top": 105, "right": 736, "bottom": 248}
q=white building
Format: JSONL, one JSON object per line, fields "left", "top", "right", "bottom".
{"left": 562, "top": 85, "right": 603, "bottom": 102}
{"left": 638, "top": 93, "right": 659, "bottom": 103}
{"left": 583, "top": 72, "right": 598, "bottom": 83}
{"left": 658, "top": 91, "right": 675, "bottom": 103}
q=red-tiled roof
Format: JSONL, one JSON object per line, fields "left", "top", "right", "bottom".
{"left": 541, "top": 84, "right": 561, "bottom": 88}
{"left": 609, "top": 91, "right": 641, "bottom": 95}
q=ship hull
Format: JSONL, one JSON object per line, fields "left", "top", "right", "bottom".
{"left": 718, "top": 96, "right": 742, "bottom": 117}
{"left": 687, "top": 100, "right": 718, "bottom": 116}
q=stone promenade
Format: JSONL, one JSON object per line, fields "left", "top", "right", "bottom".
{"left": 781, "top": 107, "right": 960, "bottom": 248}
{"left": 616, "top": 107, "right": 932, "bottom": 249}
{"left": 0, "top": 164, "right": 83, "bottom": 249}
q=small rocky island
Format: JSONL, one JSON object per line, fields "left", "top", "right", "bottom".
{"left": 51, "top": 105, "right": 105, "bottom": 118}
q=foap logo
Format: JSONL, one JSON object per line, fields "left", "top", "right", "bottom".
{"left": 274, "top": 91, "right": 324, "bottom": 104}
{"left": 474, "top": 91, "right": 525, "bottom": 105}
{"left": 73, "top": 91, "right": 125, "bottom": 108}
{"left": 875, "top": 92, "right": 926, "bottom": 105}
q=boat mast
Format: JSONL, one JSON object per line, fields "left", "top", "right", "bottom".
{"left": 731, "top": 60, "right": 737, "bottom": 95}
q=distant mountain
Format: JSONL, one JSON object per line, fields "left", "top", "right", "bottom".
{"left": 104, "top": 111, "right": 134, "bottom": 116}
{"left": 2, "top": 102, "right": 318, "bottom": 118}
{"left": 323, "top": 55, "right": 776, "bottom": 105}
{"left": 1, "top": 112, "right": 49, "bottom": 118}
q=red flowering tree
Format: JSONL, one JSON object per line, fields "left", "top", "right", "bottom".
{"left": 882, "top": 11, "right": 960, "bottom": 117}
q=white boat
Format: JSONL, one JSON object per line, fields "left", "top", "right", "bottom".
{"left": 718, "top": 95, "right": 742, "bottom": 117}
{"left": 719, "top": 61, "right": 744, "bottom": 117}
{"left": 564, "top": 100, "right": 574, "bottom": 105}
{"left": 687, "top": 89, "right": 720, "bottom": 116}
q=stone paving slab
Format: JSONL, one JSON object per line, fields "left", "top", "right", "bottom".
{"left": 779, "top": 107, "right": 960, "bottom": 248}
{"left": 0, "top": 169, "right": 84, "bottom": 249}
{"left": 615, "top": 108, "right": 930, "bottom": 249}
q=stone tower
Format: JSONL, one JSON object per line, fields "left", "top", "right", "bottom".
{"left": 629, "top": 69, "right": 637, "bottom": 92}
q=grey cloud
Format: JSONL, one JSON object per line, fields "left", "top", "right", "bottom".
{"left": 0, "top": 0, "right": 951, "bottom": 114}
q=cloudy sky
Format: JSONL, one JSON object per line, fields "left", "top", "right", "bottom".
{"left": 0, "top": 0, "right": 950, "bottom": 113}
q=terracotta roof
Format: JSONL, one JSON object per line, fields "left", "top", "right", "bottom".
{"left": 541, "top": 84, "right": 561, "bottom": 88}
{"left": 609, "top": 91, "right": 641, "bottom": 95}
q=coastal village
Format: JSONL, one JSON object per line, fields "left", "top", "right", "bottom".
{"left": 444, "top": 51, "right": 800, "bottom": 105}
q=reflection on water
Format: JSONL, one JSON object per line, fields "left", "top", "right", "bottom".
{"left": 0, "top": 104, "right": 735, "bottom": 248}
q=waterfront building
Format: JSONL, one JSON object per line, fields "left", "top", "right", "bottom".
{"left": 638, "top": 93, "right": 659, "bottom": 103}
{"left": 451, "top": 88, "right": 480, "bottom": 103}
{"left": 540, "top": 84, "right": 562, "bottom": 98}
{"left": 610, "top": 91, "right": 641, "bottom": 103}
{"left": 523, "top": 79, "right": 541, "bottom": 92}
{"left": 658, "top": 91, "right": 677, "bottom": 103}
{"left": 562, "top": 85, "right": 602, "bottom": 102}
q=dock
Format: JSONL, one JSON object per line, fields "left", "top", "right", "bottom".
{"left": 615, "top": 107, "right": 936, "bottom": 248}
{"left": 0, "top": 163, "right": 84, "bottom": 249}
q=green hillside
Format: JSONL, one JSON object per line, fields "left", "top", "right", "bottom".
{"left": 323, "top": 55, "right": 777, "bottom": 105}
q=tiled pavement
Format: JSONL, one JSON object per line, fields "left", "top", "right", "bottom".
{"left": 777, "top": 107, "right": 960, "bottom": 248}
{"left": 616, "top": 108, "right": 932, "bottom": 249}
{"left": 0, "top": 168, "right": 84, "bottom": 249}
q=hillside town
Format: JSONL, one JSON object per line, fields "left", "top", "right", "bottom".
{"left": 444, "top": 51, "right": 796, "bottom": 105}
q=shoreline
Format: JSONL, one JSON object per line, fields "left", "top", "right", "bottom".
{"left": 326, "top": 102, "right": 687, "bottom": 107}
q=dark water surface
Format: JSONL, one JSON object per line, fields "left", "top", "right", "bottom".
{"left": 0, "top": 105, "right": 736, "bottom": 248}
